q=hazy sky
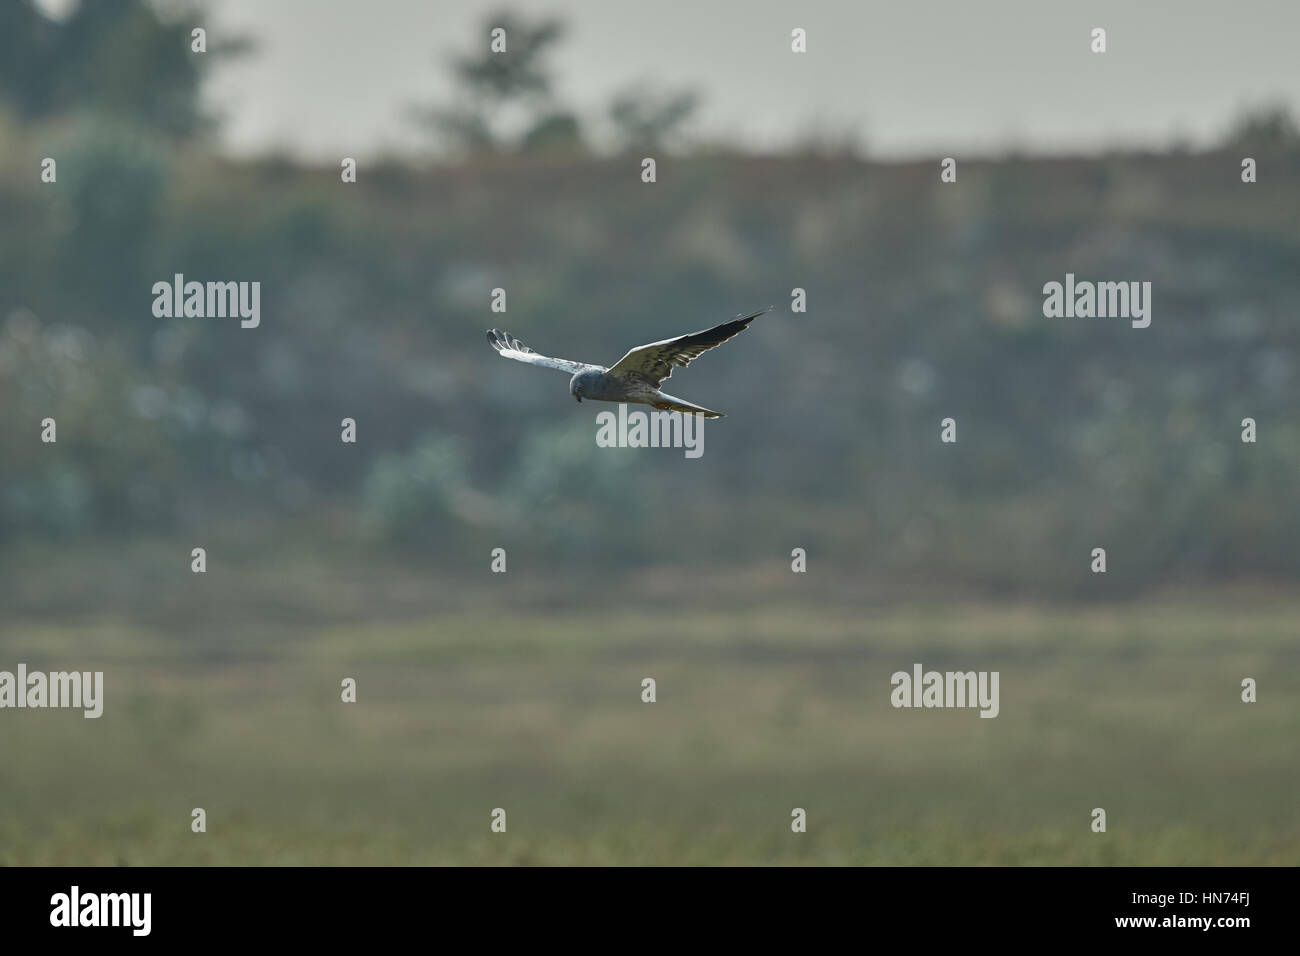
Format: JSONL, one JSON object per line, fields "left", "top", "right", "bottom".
{"left": 125, "top": 1, "right": 1300, "bottom": 158}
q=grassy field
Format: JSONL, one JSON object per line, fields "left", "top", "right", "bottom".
{"left": 2, "top": 584, "right": 1296, "bottom": 865}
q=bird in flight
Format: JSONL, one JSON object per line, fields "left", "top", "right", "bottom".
{"left": 487, "top": 308, "right": 768, "bottom": 419}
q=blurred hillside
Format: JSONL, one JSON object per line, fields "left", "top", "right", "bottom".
{"left": 2, "top": 2, "right": 1299, "bottom": 603}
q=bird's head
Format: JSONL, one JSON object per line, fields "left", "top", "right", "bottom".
{"left": 570, "top": 369, "right": 596, "bottom": 403}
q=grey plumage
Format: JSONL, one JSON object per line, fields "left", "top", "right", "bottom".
{"left": 487, "top": 308, "right": 768, "bottom": 419}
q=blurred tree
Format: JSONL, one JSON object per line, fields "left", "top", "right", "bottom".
{"left": 0, "top": 0, "right": 250, "bottom": 138}
{"left": 0, "top": 1, "right": 59, "bottom": 119}
{"left": 452, "top": 11, "right": 564, "bottom": 102}
{"left": 362, "top": 434, "right": 474, "bottom": 542}
{"left": 608, "top": 86, "right": 699, "bottom": 150}
{"left": 520, "top": 110, "right": 584, "bottom": 152}
{"left": 49, "top": 117, "right": 170, "bottom": 330}
{"left": 0, "top": 311, "right": 184, "bottom": 536}
{"left": 1223, "top": 104, "right": 1300, "bottom": 153}
{"left": 418, "top": 10, "right": 582, "bottom": 155}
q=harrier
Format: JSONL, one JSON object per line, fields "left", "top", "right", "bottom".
{"left": 487, "top": 308, "right": 767, "bottom": 419}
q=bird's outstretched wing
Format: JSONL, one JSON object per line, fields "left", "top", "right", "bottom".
{"left": 487, "top": 329, "right": 591, "bottom": 375}
{"left": 605, "top": 307, "right": 768, "bottom": 387}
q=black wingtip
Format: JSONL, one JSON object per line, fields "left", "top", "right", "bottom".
{"left": 487, "top": 329, "right": 532, "bottom": 355}
{"left": 488, "top": 329, "right": 519, "bottom": 355}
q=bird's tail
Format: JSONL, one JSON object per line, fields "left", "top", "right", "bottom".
{"left": 652, "top": 393, "right": 725, "bottom": 419}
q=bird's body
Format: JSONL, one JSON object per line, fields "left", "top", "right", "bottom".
{"left": 487, "top": 308, "right": 767, "bottom": 419}
{"left": 566, "top": 366, "right": 719, "bottom": 417}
